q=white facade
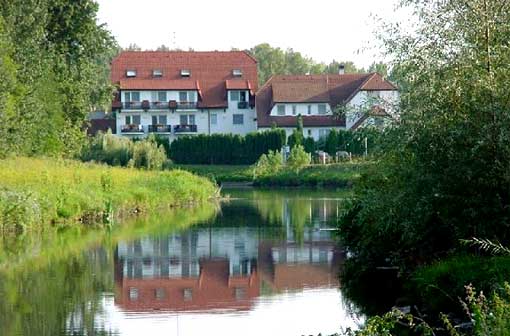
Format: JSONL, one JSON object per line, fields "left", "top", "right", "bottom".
{"left": 345, "top": 90, "right": 400, "bottom": 129}
{"left": 269, "top": 102, "right": 333, "bottom": 117}
{"left": 116, "top": 89, "right": 256, "bottom": 141}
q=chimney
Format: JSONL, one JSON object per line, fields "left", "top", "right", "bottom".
{"left": 338, "top": 64, "right": 345, "bottom": 75}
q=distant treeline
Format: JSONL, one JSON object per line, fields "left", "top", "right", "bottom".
{"left": 169, "top": 130, "right": 286, "bottom": 164}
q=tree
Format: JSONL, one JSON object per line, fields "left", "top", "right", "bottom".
{"left": 287, "top": 115, "right": 304, "bottom": 149}
{"left": 340, "top": 0, "right": 510, "bottom": 268}
{"left": 0, "top": 0, "right": 117, "bottom": 157}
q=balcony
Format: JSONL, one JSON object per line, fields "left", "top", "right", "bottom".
{"left": 121, "top": 124, "right": 144, "bottom": 134}
{"left": 174, "top": 124, "right": 197, "bottom": 134}
{"left": 176, "top": 101, "right": 198, "bottom": 110}
{"left": 150, "top": 102, "right": 169, "bottom": 110}
{"left": 122, "top": 102, "right": 143, "bottom": 110}
{"left": 148, "top": 124, "right": 172, "bottom": 133}
{"left": 238, "top": 101, "right": 249, "bottom": 109}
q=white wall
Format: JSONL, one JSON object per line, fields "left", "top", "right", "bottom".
{"left": 269, "top": 103, "right": 333, "bottom": 116}
{"left": 258, "top": 126, "right": 344, "bottom": 141}
{"left": 120, "top": 90, "right": 198, "bottom": 103}
{"left": 345, "top": 90, "right": 399, "bottom": 129}
{"left": 116, "top": 89, "right": 257, "bottom": 140}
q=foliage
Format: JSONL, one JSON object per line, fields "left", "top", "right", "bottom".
{"left": 81, "top": 131, "right": 167, "bottom": 170}
{"left": 287, "top": 145, "right": 310, "bottom": 173}
{"left": 0, "top": 157, "right": 217, "bottom": 235}
{"left": 253, "top": 150, "right": 283, "bottom": 177}
{"left": 253, "top": 162, "right": 364, "bottom": 187}
{"left": 248, "top": 43, "right": 367, "bottom": 84}
{"left": 324, "top": 128, "right": 385, "bottom": 156}
{"left": 339, "top": 0, "right": 510, "bottom": 271}
{"left": 303, "top": 137, "right": 316, "bottom": 153}
{"left": 0, "top": 1, "right": 118, "bottom": 158}
{"left": 169, "top": 129, "right": 286, "bottom": 164}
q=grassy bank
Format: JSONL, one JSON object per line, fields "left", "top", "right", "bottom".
{"left": 253, "top": 163, "right": 364, "bottom": 187}
{"left": 169, "top": 164, "right": 253, "bottom": 183}
{"left": 0, "top": 157, "right": 217, "bottom": 234}
{"left": 172, "top": 162, "right": 365, "bottom": 187}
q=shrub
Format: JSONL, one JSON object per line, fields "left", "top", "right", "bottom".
{"left": 81, "top": 131, "right": 167, "bottom": 170}
{"left": 253, "top": 150, "right": 283, "bottom": 177}
{"left": 169, "top": 129, "right": 286, "bottom": 164}
{"left": 0, "top": 189, "right": 42, "bottom": 234}
{"left": 287, "top": 145, "right": 310, "bottom": 173}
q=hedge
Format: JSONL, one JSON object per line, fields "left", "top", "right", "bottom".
{"left": 169, "top": 129, "right": 286, "bottom": 164}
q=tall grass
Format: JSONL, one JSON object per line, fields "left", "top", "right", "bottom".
{"left": 0, "top": 157, "right": 217, "bottom": 235}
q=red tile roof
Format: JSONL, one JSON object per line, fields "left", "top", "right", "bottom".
{"left": 256, "top": 73, "right": 397, "bottom": 128}
{"left": 119, "top": 79, "right": 199, "bottom": 90}
{"left": 111, "top": 51, "right": 258, "bottom": 108}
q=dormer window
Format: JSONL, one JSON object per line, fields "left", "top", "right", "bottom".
{"left": 153, "top": 69, "right": 163, "bottom": 77}
{"left": 126, "top": 70, "right": 137, "bottom": 77}
{"left": 180, "top": 69, "right": 191, "bottom": 77}
{"left": 232, "top": 69, "right": 243, "bottom": 77}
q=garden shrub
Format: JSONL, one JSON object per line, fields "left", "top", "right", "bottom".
{"left": 287, "top": 145, "right": 310, "bottom": 173}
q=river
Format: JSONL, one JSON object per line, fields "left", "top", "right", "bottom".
{"left": 0, "top": 188, "right": 363, "bottom": 336}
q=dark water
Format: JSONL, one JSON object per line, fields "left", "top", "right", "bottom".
{"left": 0, "top": 189, "right": 363, "bottom": 336}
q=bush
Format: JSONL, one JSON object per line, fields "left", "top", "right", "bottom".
{"left": 287, "top": 145, "right": 310, "bottom": 173}
{"left": 253, "top": 150, "right": 283, "bottom": 177}
{"left": 169, "top": 129, "right": 286, "bottom": 164}
{"left": 0, "top": 189, "right": 42, "bottom": 234}
{"left": 81, "top": 131, "right": 167, "bottom": 170}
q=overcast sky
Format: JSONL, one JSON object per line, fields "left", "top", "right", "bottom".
{"left": 96, "top": 0, "right": 408, "bottom": 68}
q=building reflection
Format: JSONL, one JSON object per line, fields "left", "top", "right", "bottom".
{"left": 114, "top": 197, "right": 344, "bottom": 313}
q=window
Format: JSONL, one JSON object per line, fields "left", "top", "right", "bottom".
{"left": 319, "top": 129, "right": 330, "bottom": 139}
{"left": 233, "top": 114, "right": 244, "bottom": 125}
{"left": 152, "top": 115, "right": 167, "bottom": 125}
{"left": 183, "top": 288, "right": 193, "bottom": 301}
{"left": 277, "top": 105, "right": 286, "bottom": 116}
{"left": 125, "top": 115, "right": 141, "bottom": 125}
{"left": 211, "top": 113, "right": 217, "bottom": 125}
{"left": 232, "top": 69, "right": 243, "bottom": 77}
{"left": 124, "top": 91, "right": 140, "bottom": 102}
{"left": 180, "top": 69, "right": 191, "bottom": 77}
{"left": 179, "top": 91, "right": 188, "bottom": 102}
{"left": 292, "top": 105, "right": 297, "bottom": 115}
{"left": 230, "top": 91, "right": 240, "bottom": 101}
{"left": 126, "top": 70, "right": 137, "bottom": 77}
{"left": 188, "top": 91, "right": 196, "bottom": 102}
{"left": 155, "top": 288, "right": 165, "bottom": 300}
{"left": 180, "top": 115, "right": 195, "bottom": 125}
{"left": 153, "top": 69, "right": 163, "bottom": 77}
{"left": 234, "top": 287, "right": 246, "bottom": 300}
{"left": 240, "top": 91, "right": 247, "bottom": 102}
{"left": 307, "top": 105, "right": 312, "bottom": 115}
{"left": 158, "top": 91, "right": 167, "bottom": 102}
{"left": 307, "top": 129, "right": 312, "bottom": 136}
{"left": 129, "top": 288, "right": 138, "bottom": 301}
{"left": 318, "top": 104, "right": 327, "bottom": 114}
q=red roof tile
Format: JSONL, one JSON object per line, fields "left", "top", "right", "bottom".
{"left": 256, "top": 73, "right": 397, "bottom": 128}
{"left": 111, "top": 51, "right": 258, "bottom": 108}
{"left": 119, "top": 79, "right": 198, "bottom": 90}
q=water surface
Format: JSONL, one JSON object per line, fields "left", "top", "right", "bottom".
{"left": 0, "top": 189, "right": 362, "bottom": 336}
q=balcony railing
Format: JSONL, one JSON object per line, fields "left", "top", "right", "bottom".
{"left": 176, "top": 101, "right": 198, "bottom": 109}
{"left": 122, "top": 102, "right": 143, "bottom": 110}
{"left": 121, "top": 124, "right": 144, "bottom": 133}
{"left": 120, "top": 101, "right": 198, "bottom": 110}
{"left": 148, "top": 124, "right": 172, "bottom": 133}
{"left": 174, "top": 124, "right": 197, "bottom": 133}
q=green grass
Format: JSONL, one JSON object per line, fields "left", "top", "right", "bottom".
{"left": 170, "top": 162, "right": 366, "bottom": 187}
{"left": 254, "top": 162, "right": 365, "bottom": 187}
{"left": 168, "top": 164, "right": 254, "bottom": 182}
{"left": 0, "top": 157, "right": 217, "bottom": 234}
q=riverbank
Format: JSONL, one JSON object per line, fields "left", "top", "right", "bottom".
{"left": 171, "top": 162, "right": 365, "bottom": 187}
{"left": 0, "top": 157, "right": 217, "bottom": 234}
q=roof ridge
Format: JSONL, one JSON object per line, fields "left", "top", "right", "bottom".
{"left": 343, "top": 73, "right": 376, "bottom": 103}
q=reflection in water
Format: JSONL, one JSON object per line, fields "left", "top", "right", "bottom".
{"left": 0, "top": 189, "right": 361, "bottom": 336}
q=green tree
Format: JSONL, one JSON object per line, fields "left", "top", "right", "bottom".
{"left": 340, "top": 0, "right": 510, "bottom": 268}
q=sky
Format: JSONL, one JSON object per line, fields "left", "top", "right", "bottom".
{"left": 96, "top": 0, "right": 408, "bottom": 68}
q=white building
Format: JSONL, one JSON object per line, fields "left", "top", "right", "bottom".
{"left": 110, "top": 51, "right": 259, "bottom": 140}
{"left": 255, "top": 71, "right": 399, "bottom": 140}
